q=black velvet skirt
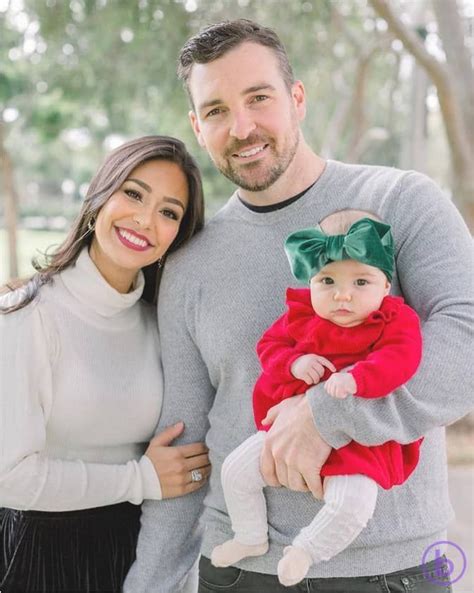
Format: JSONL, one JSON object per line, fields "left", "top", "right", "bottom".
{"left": 0, "top": 502, "right": 141, "bottom": 592}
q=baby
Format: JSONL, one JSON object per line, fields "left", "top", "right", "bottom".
{"left": 211, "top": 210, "right": 424, "bottom": 586}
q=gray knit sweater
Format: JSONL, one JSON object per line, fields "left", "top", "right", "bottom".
{"left": 124, "top": 160, "right": 474, "bottom": 592}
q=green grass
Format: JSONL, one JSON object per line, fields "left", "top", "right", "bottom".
{"left": 1, "top": 229, "right": 67, "bottom": 284}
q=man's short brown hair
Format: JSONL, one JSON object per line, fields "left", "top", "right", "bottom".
{"left": 177, "top": 19, "right": 295, "bottom": 103}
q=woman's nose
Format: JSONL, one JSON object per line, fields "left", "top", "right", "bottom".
{"left": 133, "top": 207, "right": 153, "bottom": 229}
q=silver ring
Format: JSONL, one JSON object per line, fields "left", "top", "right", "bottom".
{"left": 191, "top": 469, "right": 203, "bottom": 482}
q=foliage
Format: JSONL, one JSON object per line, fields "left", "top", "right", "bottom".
{"left": 0, "top": 0, "right": 472, "bottom": 223}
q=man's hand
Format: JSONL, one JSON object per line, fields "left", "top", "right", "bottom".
{"left": 260, "top": 394, "right": 331, "bottom": 499}
{"left": 324, "top": 372, "right": 357, "bottom": 399}
{"left": 290, "top": 354, "right": 336, "bottom": 385}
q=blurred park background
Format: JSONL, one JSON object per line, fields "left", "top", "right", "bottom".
{"left": 0, "top": 0, "right": 473, "bottom": 589}
{"left": 1, "top": 0, "right": 474, "bottom": 282}
{"left": 1, "top": 0, "right": 473, "bottom": 448}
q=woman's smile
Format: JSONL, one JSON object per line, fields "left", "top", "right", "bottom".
{"left": 115, "top": 226, "right": 153, "bottom": 251}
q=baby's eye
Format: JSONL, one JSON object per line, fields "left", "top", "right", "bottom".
{"left": 321, "top": 277, "right": 334, "bottom": 285}
{"left": 355, "top": 279, "right": 368, "bottom": 286}
{"left": 124, "top": 189, "right": 142, "bottom": 201}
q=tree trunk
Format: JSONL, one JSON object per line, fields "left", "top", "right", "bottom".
{"left": 432, "top": 0, "right": 474, "bottom": 226}
{"left": 402, "top": 60, "right": 429, "bottom": 173}
{"left": 432, "top": 0, "right": 474, "bottom": 145}
{"left": 453, "top": 174, "right": 474, "bottom": 229}
{"left": 368, "top": 0, "right": 474, "bottom": 229}
{"left": 386, "top": 51, "right": 401, "bottom": 138}
{"left": 320, "top": 91, "right": 352, "bottom": 159}
{"left": 436, "top": 78, "right": 474, "bottom": 225}
{"left": 0, "top": 121, "right": 19, "bottom": 280}
{"left": 346, "top": 48, "right": 379, "bottom": 162}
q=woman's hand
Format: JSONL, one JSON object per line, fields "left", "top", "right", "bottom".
{"left": 145, "top": 422, "right": 211, "bottom": 499}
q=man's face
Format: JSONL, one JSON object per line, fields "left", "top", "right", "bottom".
{"left": 188, "top": 42, "right": 306, "bottom": 192}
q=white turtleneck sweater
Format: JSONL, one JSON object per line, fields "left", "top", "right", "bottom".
{"left": 0, "top": 248, "right": 162, "bottom": 511}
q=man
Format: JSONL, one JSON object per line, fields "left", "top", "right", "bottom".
{"left": 125, "top": 19, "right": 473, "bottom": 593}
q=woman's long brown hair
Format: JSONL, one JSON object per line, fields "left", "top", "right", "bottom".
{"left": 1, "top": 135, "right": 204, "bottom": 313}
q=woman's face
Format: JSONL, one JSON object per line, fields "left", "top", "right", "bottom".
{"left": 90, "top": 159, "right": 189, "bottom": 292}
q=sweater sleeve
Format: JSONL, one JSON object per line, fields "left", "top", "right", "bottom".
{"left": 124, "top": 258, "right": 214, "bottom": 593}
{"left": 309, "top": 172, "right": 474, "bottom": 448}
{"left": 0, "top": 298, "right": 162, "bottom": 511}
{"left": 350, "top": 304, "right": 422, "bottom": 398}
{"left": 256, "top": 313, "right": 301, "bottom": 381}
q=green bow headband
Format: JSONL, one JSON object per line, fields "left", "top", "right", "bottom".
{"left": 284, "top": 217, "right": 394, "bottom": 284}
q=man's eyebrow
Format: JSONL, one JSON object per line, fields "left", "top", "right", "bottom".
{"left": 243, "top": 84, "right": 276, "bottom": 94}
{"left": 198, "top": 98, "right": 222, "bottom": 112}
{"left": 197, "top": 84, "right": 276, "bottom": 113}
{"left": 127, "top": 178, "right": 151, "bottom": 192}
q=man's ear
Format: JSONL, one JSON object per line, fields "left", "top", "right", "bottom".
{"left": 291, "top": 80, "right": 306, "bottom": 121}
{"left": 189, "top": 110, "right": 206, "bottom": 148}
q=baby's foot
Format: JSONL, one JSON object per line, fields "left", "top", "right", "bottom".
{"left": 277, "top": 545, "right": 312, "bottom": 587}
{"left": 211, "top": 539, "right": 269, "bottom": 567}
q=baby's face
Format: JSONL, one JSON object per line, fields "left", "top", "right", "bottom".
{"left": 310, "top": 260, "right": 390, "bottom": 327}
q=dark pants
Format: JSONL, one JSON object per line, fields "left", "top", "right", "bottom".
{"left": 0, "top": 503, "right": 141, "bottom": 593}
{"left": 199, "top": 555, "right": 453, "bottom": 593}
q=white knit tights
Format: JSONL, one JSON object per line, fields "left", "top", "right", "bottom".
{"left": 219, "top": 431, "right": 378, "bottom": 563}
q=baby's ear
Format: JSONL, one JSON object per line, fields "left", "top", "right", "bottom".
{"left": 384, "top": 281, "right": 391, "bottom": 295}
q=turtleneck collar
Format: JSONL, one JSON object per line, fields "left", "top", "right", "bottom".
{"left": 59, "top": 247, "right": 145, "bottom": 318}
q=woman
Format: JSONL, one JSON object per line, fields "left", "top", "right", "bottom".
{"left": 0, "top": 136, "right": 208, "bottom": 592}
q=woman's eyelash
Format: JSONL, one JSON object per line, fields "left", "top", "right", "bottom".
{"left": 162, "top": 209, "right": 179, "bottom": 220}
{"left": 125, "top": 188, "right": 142, "bottom": 200}
{"left": 124, "top": 189, "right": 180, "bottom": 221}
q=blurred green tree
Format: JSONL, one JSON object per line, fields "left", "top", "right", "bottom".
{"left": 1, "top": 0, "right": 472, "bottom": 280}
{"left": 370, "top": 0, "right": 474, "bottom": 224}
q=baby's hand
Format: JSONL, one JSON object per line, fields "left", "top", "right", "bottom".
{"left": 324, "top": 372, "right": 357, "bottom": 399}
{"left": 291, "top": 354, "right": 336, "bottom": 385}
